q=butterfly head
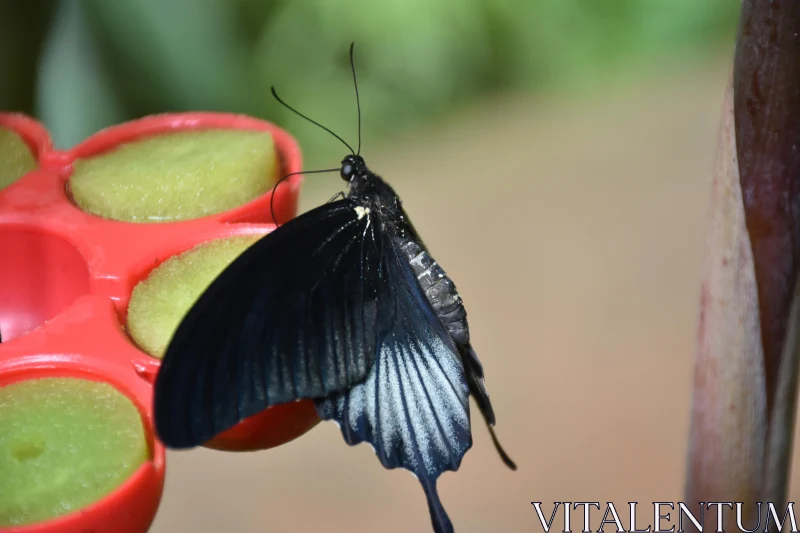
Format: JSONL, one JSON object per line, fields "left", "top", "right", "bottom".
{"left": 340, "top": 155, "right": 366, "bottom": 182}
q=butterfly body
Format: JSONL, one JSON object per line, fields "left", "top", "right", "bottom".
{"left": 398, "top": 239, "right": 469, "bottom": 345}
{"left": 344, "top": 157, "right": 470, "bottom": 344}
{"left": 338, "top": 157, "right": 494, "bottom": 428}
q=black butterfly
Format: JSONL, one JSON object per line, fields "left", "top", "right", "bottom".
{"left": 153, "top": 43, "right": 515, "bottom": 533}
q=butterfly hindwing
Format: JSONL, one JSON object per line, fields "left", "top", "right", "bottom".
{"left": 459, "top": 344, "right": 495, "bottom": 426}
{"left": 316, "top": 241, "right": 472, "bottom": 533}
{"left": 403, "top": 206, "right": 516, "bottom": 471}
{"left": 154, "top": 199, "right": 384, "bottom": 448}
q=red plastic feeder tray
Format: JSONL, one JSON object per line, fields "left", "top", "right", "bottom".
{"left": 0, "top": 112, "right": 320, "bottom": 533}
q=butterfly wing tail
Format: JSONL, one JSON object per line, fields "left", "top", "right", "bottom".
{"left": 460, "top": 343, "right": 518, "bottom": 471}
{"left": 422, "top": 479, "right": 454, "bottom": 533}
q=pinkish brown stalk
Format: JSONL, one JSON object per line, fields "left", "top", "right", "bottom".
{"left": 685, "top": 0, "right": 800, "bottom": 527}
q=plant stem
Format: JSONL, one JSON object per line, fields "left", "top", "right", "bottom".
{"left": 685, "top": 0, "right": 800, "bottom": 526}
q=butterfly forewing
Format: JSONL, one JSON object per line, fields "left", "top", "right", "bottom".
{"left": 154, "top": 199, "right": 383, "bottom": 448}
{"left": 316, "top": 242, "right": 472, "bottom": 533}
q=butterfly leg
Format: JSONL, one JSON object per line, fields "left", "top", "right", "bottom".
{"left": 327, "top": 191, "right": 346, "bottom": 203}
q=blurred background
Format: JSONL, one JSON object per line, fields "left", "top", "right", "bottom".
{"left": 4, "top": 1, "right": 787, "bottom": 532}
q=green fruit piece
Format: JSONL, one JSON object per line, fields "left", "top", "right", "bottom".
{"left": 0, "top": 127, "right": 37, "bottom": 191}
{"left": 69, "top": 129, "right": 278, "bottom": 222}
{"left": 0, "top": 377, "right": 148, "bottom": 527}
{"left": 127, "top": 234, "right": 263, "bottom": 358}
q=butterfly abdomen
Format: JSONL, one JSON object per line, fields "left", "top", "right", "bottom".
{"left": 395, "top": 238, "right": 469, "bottom": 345}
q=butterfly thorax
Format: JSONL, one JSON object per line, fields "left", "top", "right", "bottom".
{"left": 346, "top": 168, "right": 470, "bottom": 346}
{"left": 348, "top": 168, "right": 397, "bottom": 211}
{"left": 345, "top": 169, "right": 401, "bottom": 232}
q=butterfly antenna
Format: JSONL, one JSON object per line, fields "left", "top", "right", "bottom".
{"left": 271, "top": 86, "right": 355, "bottom": 155}
{"left": 348, "top": 42, "right": 362, "bottom": 156}
{"left": 270, "top": 167, "right": 339, "bottom": 226}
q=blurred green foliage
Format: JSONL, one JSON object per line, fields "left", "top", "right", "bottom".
{"left": 0, "top": 0, "right": 738, "bottom": 165}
